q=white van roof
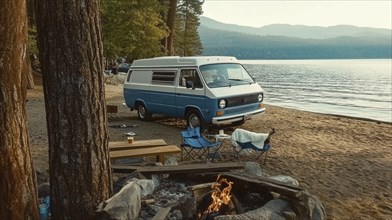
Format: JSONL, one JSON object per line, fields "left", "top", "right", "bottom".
{"left": 131, "top": 56, "right": 239, "bottom": 68}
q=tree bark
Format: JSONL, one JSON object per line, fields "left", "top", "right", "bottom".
{"left": 26, "top": 0, "right": 36, "bottom": 90}
{"left": 166, "top": 0, "right": 177, "bottom": 55}
{"left": 27, "top": 0, "right": 36, "bottom": 26}
{"left": 160, "top": 0, "right": 177, "bottom": 55}
{"left": 35, "top": 0, "right": 112, "bottom": 219}
{"left": 0, "top": 0, "right": 39, "bottom": 219}
{"left": 25, "top": 51, "right": 35, "bottom": 89}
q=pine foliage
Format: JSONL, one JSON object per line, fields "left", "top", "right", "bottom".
{"left": 174, "top": 0, "right": 203, "bottom": 56}
{"left": 101, "top": 0, "right": 168, "bottom": 61}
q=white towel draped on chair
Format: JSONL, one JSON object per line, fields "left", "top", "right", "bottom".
{"left": 231, "top": 128, "right": 269, "bottom": 149}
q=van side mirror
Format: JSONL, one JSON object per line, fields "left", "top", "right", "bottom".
{"left": 186, "top": 80, "right": 194, "bottom": 89}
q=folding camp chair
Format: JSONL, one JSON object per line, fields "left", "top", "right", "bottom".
{"left": 231, "top": 128, "right": 275, "bottom": 164}
{"left": 180, "top": 127, "right": 222, "bottom": 161}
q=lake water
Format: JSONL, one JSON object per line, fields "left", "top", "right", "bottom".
{"left": 242, "top": 59, "right": 392, "bottom": 122}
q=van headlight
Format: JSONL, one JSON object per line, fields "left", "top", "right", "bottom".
{"left": 219, "top": 99, "right": 226, "bottom": 109}
{"left": 258, "top": 93, "right": 263, "bottom": 102}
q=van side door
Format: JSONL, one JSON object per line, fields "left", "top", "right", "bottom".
{"left": 175, "top": 68, "right": 206, "bottom": 117}
{"left": 148, "top": 70, "right": 177, "bottom": 116}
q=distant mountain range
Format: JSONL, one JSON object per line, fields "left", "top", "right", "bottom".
{"left": 199, "top": 17, "right": 392, "bottom": 59}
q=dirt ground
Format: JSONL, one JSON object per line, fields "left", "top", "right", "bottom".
{"left": 27, "top": 77, "right": 392, "bottom": 220}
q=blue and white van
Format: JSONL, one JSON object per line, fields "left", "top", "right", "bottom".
{"left": 123, "top": 56, "right": 265, "bottom": 129}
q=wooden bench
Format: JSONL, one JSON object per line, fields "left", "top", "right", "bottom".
{"left": 109, "top": 145, "right": 180, "bottom": 163}
{"left": 109, "top": 139, "right": 180, "bottom": 163}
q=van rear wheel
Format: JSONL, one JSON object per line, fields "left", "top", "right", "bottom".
{"left": 137, "top": 103, "right": 152, "bottom": 121}
{"left": 186, "top": 110, "right": 203, "bottom": 130}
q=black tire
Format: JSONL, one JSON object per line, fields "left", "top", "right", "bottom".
{"left": 186, "top": 110, "right": 203, "bottom": 130}
{"left": 137, "top": 103, "right": 152, "bottom": 121}
{"left": 186, "top": 110, "right": 208, "bottom": 133}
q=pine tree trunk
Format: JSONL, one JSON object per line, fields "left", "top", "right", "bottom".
{"left": 25, "top": 51, "right": 35, "bottom": 89}
{"left": 160, "top": 0, "right": 177, "bottom": 55}
{"left": 160, "top": 0, "right": 169, "bottom": 54}
{"left": 35, "top": 0, "right": 113, "bottom": 219}
{"left": 0, "top": 0, "right": 39, "bottom": 219}
{"left": 167, "top": 0, "right": 177, "bottom": 55}
{"left": 26, "top": 0, "right": 36, "bottom": 26}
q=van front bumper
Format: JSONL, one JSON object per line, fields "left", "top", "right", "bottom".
{"left": 211, "top": 107, "right": 266, "bottom": 125}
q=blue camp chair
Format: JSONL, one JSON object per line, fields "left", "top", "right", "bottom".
{"left": 180, "top": 127, "right": 222, "bottom": 161}
{"left": 231, "top": 128, "right": 275, "bottom": 164}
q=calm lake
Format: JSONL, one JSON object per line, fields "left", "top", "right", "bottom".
{"left": 242, "top": 59, "right": 392, "bottom": 122}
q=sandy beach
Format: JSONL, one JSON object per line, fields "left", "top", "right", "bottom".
{"left": 27, "top": 78, "right": 392, "bottom": 220}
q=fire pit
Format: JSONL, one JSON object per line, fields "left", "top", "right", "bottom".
{"left": 100, "top": 161, "right": 326, "bottom": 220}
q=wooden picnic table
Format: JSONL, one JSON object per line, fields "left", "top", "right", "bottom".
{"left": 109, "top": 139, "right": 180, "bottom": 163}
{"left": 109, "top": 139, "right": 167, "bottom": 151}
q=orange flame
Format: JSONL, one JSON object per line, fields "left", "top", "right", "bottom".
{"left": 203, "top": 175, "right": 234, "bottom": 215}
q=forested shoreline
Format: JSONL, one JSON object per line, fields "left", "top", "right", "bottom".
{"left": 199, "top": 26, "right": 392, "bottom": 59}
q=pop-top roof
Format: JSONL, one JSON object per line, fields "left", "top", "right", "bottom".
{"left": 131, "top": 56, "right": 239, "bottom": 68}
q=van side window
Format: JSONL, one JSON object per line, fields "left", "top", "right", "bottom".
{"left": 152, "top": 71, "right": 176, "bottom": 85}
{"left": 126, "top": 70, "right": 133, "bottom": 82}
{"left": 180, "top": 69, "right": 203, "bottom": 88}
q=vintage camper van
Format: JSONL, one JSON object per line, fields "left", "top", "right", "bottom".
{"left": 123, "top": 56, "right": 265, "bottom": 129}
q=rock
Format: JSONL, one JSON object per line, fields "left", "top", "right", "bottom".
{"left": 96, "top": 180, "right": 141, "bottom": 220}
{"left": 137, "top": 179, "right": 155, "bottom": 198}
{"left": 308, "top": 195, "right": 327, "bottom": 220}
{"left": 243, "top": 162, "right": 269, "bottom": 177}
{"left": 113, "top": 171, "right": 145, "bottom": 194}
{"left": 283, "top": 211, "right": 297, "bottom": 220}
{"left": 164, "top": 156, "right": 178, "bottom": 166}
{"left": 151, "top": 174, "right": 161, "bottom": 188}
{"left": 170, "top": 209, "right": 183, "bottom": 220}
{"left": 269, "top": 175, "right": 299, "bottom": 186}
{"left": 214, "top": 199, "right": 294, "bottom": 220}
{"left": 289, "top": 191, "right": 326, "bottom": 220}
{"left": 147, "top": 204, "right": 161, "bottom": 214}
{"left": 177, "top": 195, "right": 196, "bottom": 219}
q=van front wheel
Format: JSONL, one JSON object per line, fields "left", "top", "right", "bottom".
{"left": 186, "top": 110, "right": 203, "bottom": 129}
{"left": 137, "top": 103, "right": 152, "bottom": 121}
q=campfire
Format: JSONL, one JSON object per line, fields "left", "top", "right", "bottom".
{"left": 197, "top": 175, "right": 234, "bottom": 219}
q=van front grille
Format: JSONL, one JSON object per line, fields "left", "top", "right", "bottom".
{"left": 224, "top": 104, "right": 259, "bottom": 115}
{"left": 226, "top": 94, "right": 259, "bottom": 107}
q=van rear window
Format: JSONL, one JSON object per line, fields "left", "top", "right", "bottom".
{"left": 126, "top": 70, "right": 132, "bottom": 82}
{"left": 152, "top": 71, "right": 176, "bottom": 84}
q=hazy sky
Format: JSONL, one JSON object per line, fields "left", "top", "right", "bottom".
{"left": 202, "top": 0, "right": 392, "bottom": 29}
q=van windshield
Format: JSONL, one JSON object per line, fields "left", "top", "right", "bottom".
{"left": 199, "top": 63, "right": 254, "bottom": 88}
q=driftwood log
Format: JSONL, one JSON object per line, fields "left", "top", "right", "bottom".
{"left": 221, "top": 173, "right": 305, "bottom": 199}
{"left": 231, "top": 194, "right": 244, "bottom": 214}
{"left": 151, "top": 207, "right": 171, "bottom": 220}
{"left": 111, "top": 162, "right": 245, "bottom": 174}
